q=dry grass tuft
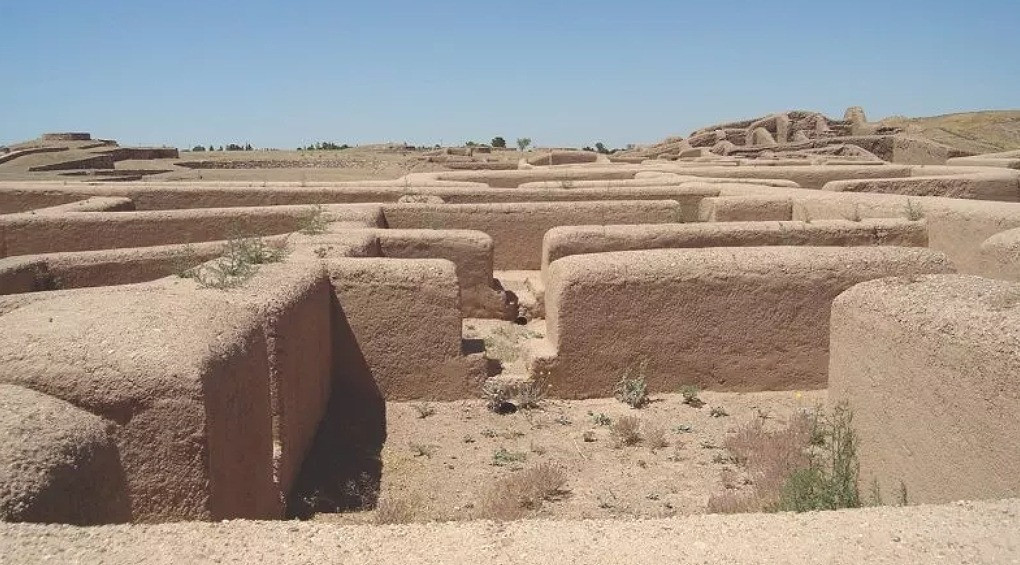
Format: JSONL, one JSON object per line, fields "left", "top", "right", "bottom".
{"left": 645, "top": 426, "right": 669, "bottom": 451}
{"left": 611, "top": 415, "right": 643, "bottom": 447}
{"left": 706, "top": 411, "right": 813, "bottom": 513}
{"left": 476, "top": 462, "right": 568, "bottom": 520}
{"left": 374, "top": 496, "right": 419, "bottom": 525}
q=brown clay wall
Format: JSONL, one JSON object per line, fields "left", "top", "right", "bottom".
{"left": 0, "top": 384, "right": 130, "bottom": 524}
{"left": 372, "top": 229, "right": 511, "bottom": 318}
{"left": 829, "top": 275, "right": 1020, "bottom": 504}
{"left": 697, "top": 196, "right": 793, "bottom": 221}
{"left": 431, "top": 168, "right": 640, "bottom": 187}
{"left": 0, "top": 190, "right": 84, "bottom": 214}
{"left": 327, "top": 258, "right": 487, "bottom": 400}
{"left": 382, "top": 200, "right": 682, "bottom": 270}
{"left": 0, "top": 283, "right": 280, "bottom": 521}
{"left": 541, "top": 219, "right": 928, "bottom": 277}
{"left": 536, "top": 246, "right": 952, "bottom": 398}
{"left": 980, "top": 227, "right": 1020, "bottom": 282}
{"left": 0, "top": 204, "right": 382, "bottom": 257}
{"left": 30, "top": 196, "right": 135, "bottom": 214}
{"left": 656, "top": 164, "right": 913, "bottom": 189}
{"left": 226, "top": 263, "right": 334, "bottom": 503}
{"left": 823, "top": 169, "right": 1020, "bottom": 201}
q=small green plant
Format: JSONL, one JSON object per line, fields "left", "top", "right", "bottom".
{"left": 481, "top": 428, "right": 497, "bottom": 439}
{"left": 482, "top": 377, "right": 547, "bottom": 413}
{"left": 590, "top": 412, "right": 612, "bottom": 426}
{"left": 680, "top": 385, "right": 704, "bottom": 408}
{"left": 673, "top": 423, "right": 693, "bottom": 434}
{"left": 298, "top": 204, "right": 329, "bottom": 235}
{"left": 614, "top": 360, "right": 650, "bottom": 408}
{"left": 492, "top": 448, "right": 528, "bottom": 467}
{"left": 710, "top": 407, "right": 729, "bottom": 418}
{"left": 904, "top": 199, "right": 923, "bottom": 221}
{"left": 411, "top": 402, "right": 435, "bottom": 419}
{"left": 191, "top": 235, "right": 288, "bottom": 289}
{"left": 170, "top": 244, "right": 200, "bottom": 279}
{"left": 554, "top": 414, "right": 572, "bottom": 426}
{"left": 774, "top": 403, "right": 861, "bottom": 512}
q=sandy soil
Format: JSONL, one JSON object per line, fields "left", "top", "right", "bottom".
{"left": 316, "top": 388, "right": 826, "bottom": 524}
{"left": 0, "top": 146, "right": 526, "bottom": 183}
{"left": 8, "top": 498, "right": 1016, "bottom": 564}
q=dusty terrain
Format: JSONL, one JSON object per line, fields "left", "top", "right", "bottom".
{"left": 322, "top": 390, "right": 826, "bottom": 524}
{"left": 0, "top": 142, "right": 525, "bottom": 183}
{"left": 306, "top": 318, "right": 827, "bottom": 524}
{"left": 3, "top": 499, "right": 1017, "bottom": 564}
{"left": 878, "top": 110, "right": 1020, "bottom": 154}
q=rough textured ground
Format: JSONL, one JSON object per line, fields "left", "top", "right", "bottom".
{"left": 316, "top": 389, "right": 826, "bottom": 524}
{"left": 0, "top": 145, "right": 525, "bottom": 182}
{"left": 878, "top": 110, "right": 1020, "bottom": 154}
{"left": 2, "top": 499, "right": 1017, "bottom": 564}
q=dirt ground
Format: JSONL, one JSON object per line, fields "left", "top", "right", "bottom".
{"left": 317, "top": 388, "right": 826, "bottom": 524}
{"left": 310, "top": 316, "right": 827, "bottom": 524}
{"left": 0, "top": 146, "right": 526, "bottom": 183}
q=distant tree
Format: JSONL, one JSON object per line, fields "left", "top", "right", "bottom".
{"left": 208, "top": 145, "right": 214, "bottom": 152}
{"left": 491, "top": 136, "right": 506, "bottom": 148}
{"left": 217, "top": 145, "right": 224, "bottom": 151}
{"left": 595, "top": 142, "right": 610, "bottom": 155}
{"left": 582, "top": 146, "right": 594, "bottom": 152}
{"left": 226, "top": 143, "right": 244, "bottom": 151}
{"left": 191, "top": 145, "right": 206, "bottom": 152}
{"left": 465, "top": 141, "right": 478, "bottom": 147}
{"left": 244, "top": 143, "right": 253, "bottom": 151}
{"left": 516, "top": 137, "right": 532, "bottom": 151}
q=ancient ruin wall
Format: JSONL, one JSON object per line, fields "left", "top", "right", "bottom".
{"left": 829, "top": 275, "right": 1020, "bottom": 504}
{"left": 541, "top": 219, "right": 928, "bottom": 277}
{"left": 382, "top": 200, "right": 683, "bottom": 270}
{"left": 536, "top": 246, "right": 953, "bottom": 397}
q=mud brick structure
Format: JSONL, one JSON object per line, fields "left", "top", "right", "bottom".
{"left": 0, "top": 131, "right": 1019, "bottom": 559}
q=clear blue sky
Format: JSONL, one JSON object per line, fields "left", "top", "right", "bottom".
{"left": 1, "top": 0, "right": 1017, "bottom": 150}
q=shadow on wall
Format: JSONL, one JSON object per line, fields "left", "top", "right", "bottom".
{"left": 285, "top": 293, "right": 386, "bottom": 519}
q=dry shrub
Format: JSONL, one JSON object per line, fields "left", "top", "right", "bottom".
{"left": 614, "top": 360, "right": 649, "bottom": 408}
{"left": 375, "top": 496, "right": 419, "bottom": 525}
{"left": 611, "top": 415, "right": 643, "bottom": 447}
{"left": 482, "top": 377, "right": 547, "bottom": 412}
{"left": 477, "top": 462, "right": 568, "bottom": 520}
{"left": 645, "top": 426, "right": 669, "bottom": 451}
{"left": 706, "top": 411, "right": 813, "bottom": 513}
